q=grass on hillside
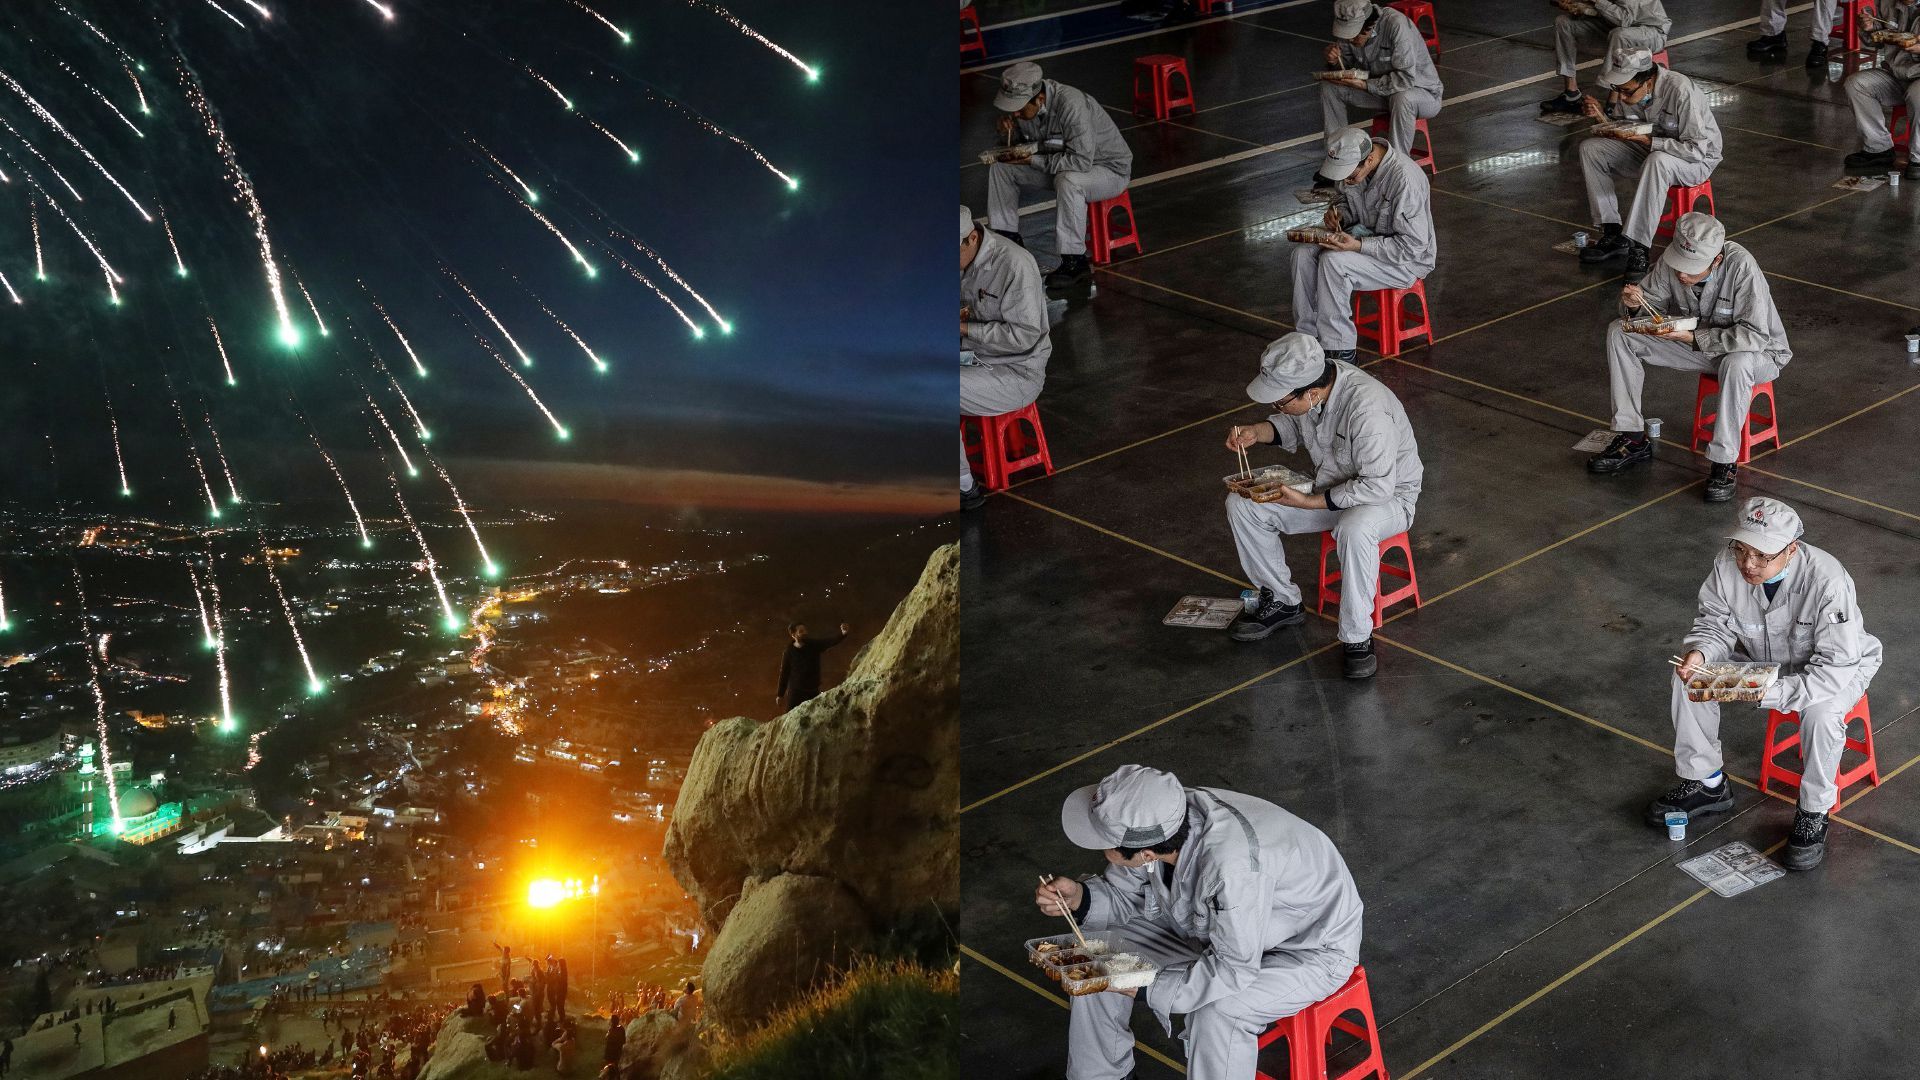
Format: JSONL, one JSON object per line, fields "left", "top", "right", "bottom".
{"left": 704, "top": 959, "right": 956, "bottom": 1080}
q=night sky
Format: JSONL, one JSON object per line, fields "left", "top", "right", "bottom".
{"left": 0, "top": 1, "right": 954, "bottom": 515}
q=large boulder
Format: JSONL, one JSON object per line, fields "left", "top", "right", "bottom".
{"left": 416, "top": 1030, "right": 490, "bottom": 1080}
{"left": 661, "top": 543, "right": 957, "bottom": 1027}
{"left": 622, "top": 1009, "right": 678, "bottom": 1069}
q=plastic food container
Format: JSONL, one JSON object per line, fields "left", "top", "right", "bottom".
{"left": 1622, "top": 314, "right": 1699, "bottom": 335}
{"left": 1058, "top": 952, "right": 1161, "bottom": 996}
{"left": 1683, "top": 661, "right": 1780, "bottom": 703}
{"left": 1225, "top": 465, "right": 1315, "bottom": 502}
{"left": 977, "top": 142, "right": 1039, "bottom": 165}
{"left": 1595, "top": 121, "right": 1655, "bottom": 137}
{"left": 1025, "top": 932, "right": 1117, "bottom": 972}
{"left": 1286, "top": 226, "right": 1340, "bottom": 244}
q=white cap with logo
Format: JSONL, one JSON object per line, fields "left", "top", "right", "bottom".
{"left": 1247, "top": 333, "right": 1329, "bottom": 403}
{"left": 1661, "top": 212, "right": 1725, "bottom": 276}
{"left": 1598, "top": 45, "right": 1654, "bottom": 86}
{"left": 1060, "top": 764, "right": 1189, "bottom": 850}
{"left": 1724, "top": 496, "right": 1804, "bottom": 556}
{"left": 1319, "top": 124, "right": 1376, "bottom": 182}
{"left": 994, "top": 62, "right": 1044, "bottom": 112}
{"left": 961, "top": 206, "right": 976, "bottom": 242}
{"left": 1332, "top": 0, "right": 1375, "bottom": 38}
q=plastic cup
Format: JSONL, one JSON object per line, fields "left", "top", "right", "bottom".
{"left": 1646, "top": 417, "right": 1663, "bottom": 440}
{"left": 1906, "top": 334, "right": 1918, "bottom": 353}
{"left": 1240, "top": 588, "right": 1262, "bottom": 613}
{"left": 1665, "top": 811, "right": 1687, "bottom": 841}
{"left": 1573, "top": 230, "right": 1590, "bottom": 248}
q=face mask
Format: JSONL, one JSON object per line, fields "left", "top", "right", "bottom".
{"left": 1764, "top": 566, "right": 1789, "bottom": 584}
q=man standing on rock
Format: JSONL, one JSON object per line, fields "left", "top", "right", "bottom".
{"left": 1036, "top": 765, "right": 1365, "bottom": 1080}
{"left": 603, "top": 1014, "right": 625, "bottom": 1073}
{"left": 775, "top": 621, "right": 852, "bottom": 712}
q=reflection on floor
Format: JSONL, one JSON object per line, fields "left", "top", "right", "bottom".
{"left": 961, "top": 1, "right": 1920, "bottom": 1076}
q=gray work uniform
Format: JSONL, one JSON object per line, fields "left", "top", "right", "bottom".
{"left": 961, "top": 229, "right": 1051, "bottom": 488}
{"left": 1605, "top": 241, "right": 1790, "bottom": 464}
{"left": 1579, "top": 67, "right": 1722, "bottom": 246}
{"left": 1845, "top": 3, "right": 1920, "bottom": 154}
{"left": 1761, "top": 0, "right": 1839, "bottom": 44}
{"left": 1322, "top": 5, "right": 1445, "bottom": 156}
{"left": 1675, "top": 542, "right": 1881, "bottom": 812}
{"left": 988, "top": 79, "right": 1133, "bottom": 256}
{"left": 1291, "top": 140, "right": 1437, "bottom": 352}
{"left": 1068, "top": 788, "right": 1364, "bottom": 1080}
{"left": 1225, "top": 361, "right": 1423, "bottom": 644}
{"left": 1554, "top": 1, "right": 1671, "bottom": 79}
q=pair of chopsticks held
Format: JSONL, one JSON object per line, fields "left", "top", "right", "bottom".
{"left": 1234, "top": 441, "right": 1252, "bottom": 481}
{"left": 1040, "top": 874, "right": 1089, "bottom": 947}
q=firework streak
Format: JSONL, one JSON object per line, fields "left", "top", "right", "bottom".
{"left": 104, "top": 386, "right": 130, "bottom": 494}
{"left": 0, "top": 67, "right": 153, "bottom": 220}
{"left": 487, "top": 174, "right": 594, "bottom": 275}
{"left": 684, "top": 1, "right": 819, "bottom": 79}
{"left": 364, "top": 392, "right": 418, "bottom": 476}
{"left": 55, "top": 59, "right": 143, "bottom": 138}
{"left": 568, "top": 0, "right": 631, "bottom": 43}
{"left": 258, "top": 538, "right": 324, "bottom": 694}
{"left": 605, "top": 247, "right": 701, "bottom": 336}
{"left": 69, "top": 566, "right": 124, "bottom": 829}
{"left": 160, "top": 205, "right": 187, "bottom": 276}
{"left": 517, "top": 278, "right": 607, "bottom": 372}
{"left": 363, "top": 285, "right": 428, "bottom": 376}
{"left": 617, "top": 231, "right": 730, "bottom": 331}
{"left": 168, "top": 385, "right": 221, "bottom": 518}
{"left": 475, "top": 333, "right": 568, "bottom": 438}
{"left": 422, "top": 447, "right": 494, "bottom": 574}
{"left": 206, "top": 314, "right": 237, "bottom": 386}
{"left": 618, "top": 77, "right": 794, "bottom": 188}
{"left": 523, "top": 64, "right": 573, "bottom": 111}
{"left": 0, "top": 273, "right": 18, "bottom": 304}
{"left": 3, "top": 121, "right": 85, "bottom": 202}
{"left": 470, "top": 137, "right": 538, "bottom": 202}
{"left": 444, "top": 268, "right": 532, "bottom": 366}
{"left": 304, "top": 422, "right": 370, "bottom": 546}
{"left": 202, "top": 409, "right": 241, "bottom": 504}
{"left": 203, "top": 549, "right": 236, "bottom": 729}
{"left": 185, "top": 561, "right": 215, "bottom": 647}
{"left": 383, "top": 463, "right": 457, "bottom": 629}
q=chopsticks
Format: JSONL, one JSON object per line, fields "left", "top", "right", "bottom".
{"left": 1235, "top": 442, "right": 1251, "bottom": 481}
{"left": 1040, "top": 875, "right": 1088, "bottom": 947}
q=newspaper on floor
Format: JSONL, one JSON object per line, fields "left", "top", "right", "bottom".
{"left": 1163, "top": 596, "right": 1245, "bottom": 629}
{"left": 1537, "top": 111, "right": 1587, "bottom": 127}
{"left": 1572, "top": 428, "right": 1617, "bottom": 453}
{"left": 1833, "top": 175, "right": 1888, "bottom": 191}
{"left": 1295, "top": 188, "right": 1341, "bottom": 206}
{"left": 1678, "top": 840, "right": 1786, "bottom": 898}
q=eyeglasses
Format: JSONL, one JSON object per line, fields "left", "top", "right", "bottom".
{"left": 1727, "top": 540, "right": 1789, "bottom": 566}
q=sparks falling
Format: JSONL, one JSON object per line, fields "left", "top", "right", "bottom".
{"left": 471, "top": 138, "right": 538, "bottom": 202}
{"left": 238, "top": 0, "right": 273, "bottom": 18}
{"left": 0, "top": 68, "right": 154, "bottom": 221}
{"left": 258, "top": 541, "right": 324, "bottom": 694}
{"left": 305, "top": 424, "right": 370, "bottom": 546}
{"left": 363, "top": 287, "right": 427, "bottom": 376}
{"left": 361, "top": 0, "right": 397, "bottom": 20}
{"left": 606, "top": 247, "right": 702, "bottom": 336}
{"left": 491, "top": 176, "right": 594, "bottom": 275}
{"left": 186, "top": 561, "right": 215, "bottom": 648}
{"left": 366, "top": 394, "right": 418, "bottom": 476}
{"left": 619, "top": 77, "right": 796, "bottom": 189}
{"left": 568, "top": 0, "right": 631, "bottom": 43}
{"left": 5, "top": 121, "right": 85, "bottom": 202}
{"left": 384, "top": 464, "right": 458, "bottom": 630}
{"left": 423, "top": 449, "right": 495, "bottom": 576}
{"left": 104, "top": 388, "right": 130, "bottom": 494}
{"left": 69, "top": 567, "right": 123, "bottom": 830}
{"left": 0, "top": 575, "right": 7, "bottom": 630}
{"left": 684, "top": 1, "right": 819, "bottom": 80}
{"left": 201, "top": 0, "right": 248, "bottom": 29}
{"left": 122, "top": 64, "right": 149, "bottom": 114}
{"left": 445, "top": 268, "right": 532, "bottom": 366}
{"left": 292, "top": 272, "right": 329, "bottom": 336}
{"left": 160, "top": 206, "right": 187, "bottom": 276}
{"left": 476, "top": 334, "right": 569, "bottom": 439}
{"left": 203, "top": 552, "right": 235, "bottom": 729}
{"left": 58, "top": 2, "right": 140, "bottom": 69}
{"left": 519, "top": 281, "right": 607, "bottom": 372}
{"left": 524, "top": 64, "right": 574, "bottom": 111}
{"left": 15, "top": 176, "right": 122, "bottom": 289}
{"left": 207, "top": 315, "right": 237, "bottom": 386}
{"left": 28, "top": 199, "right": 42, "bottom": 278}
{"left": 373, "top": 358, "right": 431, "bottom": 442}
{"left": 179, "top": 62, "right": 298, "bottom": 346}
{"left": 55, "top": 59, "right": 143, "bottom": 138}
{"left": 618, "top": 232, "right": 731, "bottom": 332}
{"left": 203, "top": 410, "right": 242, "bottom": 504}
{"left": 168, "top": 386, "right": 221, "bottom": 518}
{"left": 584, "top": 115, "right": 639, "bottom": 163}
{"left": 0, "top": 273, "right": 19, "bottom": 305}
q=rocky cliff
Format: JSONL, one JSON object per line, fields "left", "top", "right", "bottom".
{"left": 661, "top": 542, "right": 958, "bottom": 1031}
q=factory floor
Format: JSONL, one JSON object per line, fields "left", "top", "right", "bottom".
{"left": 960, "top": 2, "right": 1920, "bottom": 1075}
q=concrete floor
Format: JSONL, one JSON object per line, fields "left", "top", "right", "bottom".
{"left": 960, "top": 2, "right": 1920, "bottom": 1077}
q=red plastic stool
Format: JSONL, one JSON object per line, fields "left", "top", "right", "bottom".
{"left": 1653, "top": 178, "right": 1715, "bottom": 243}
{"left": 1893, "top": 105, "right": 1912, "bottom": 157}
{"left": 1388, "top": 0, "right": 1439, "bottom": 54}
{"left": 1367, "top": 114, "right": 1436, "bottom": 174}
{"left": 1087, "top": 190, "right": 1142, "bottom": 265}
{"left": 1831, "top": 0, "right": 1873, "bottom": 53}
{"left": 1652, "top": 48, "right": 1671, "bottom": 67}
{"left": 961, "top": 4, "right": 986, "bottom": 60}
{"left": 1197, "top": 0, "right": 1234, "bottom": 11}
{"left": 1689, "top": 374, "right": 1780, "bottom": 464}
{"left": 1133, "top": 54, "right": 1196, "bottom": 119}
{"left": 961, "top": 402, "right": 1054, "bottom": 491}
{"left": 1255, "top": 965, "right": 1389, "bottom": 1080}
{"left": 1317, "top": 531, "right": 1421, "bottom": 628}
{"left": 1759, "top": 694, "right": 1879, "bottom": 808}
{"left": 1351, "top": 280, "right": 1433, "bottom": 357}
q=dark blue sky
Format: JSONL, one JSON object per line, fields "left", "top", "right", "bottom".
{"left": 0, "top": 1, "right": 954, "bottom": 511}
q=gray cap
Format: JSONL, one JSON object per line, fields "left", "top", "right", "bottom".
{"left": 1247, "top": 333, "right": 1327, "bottom": 402}
{"left": 1598, "top": 45, "right": 1653, "bottom": 86}
{"left": 1332, "top": 0, "right": 1374, "bottom": 38}
{"left": 1661, "top": 212, "right": 1724, "bottom": 276}
{"left": 1724, "top": 496, "right": 1803, "bottom": 556}
{"left": 1060, "top": 765, "right": 1188, "bottom": 850}
{"left": 994, "top": 62, "right": 1044, "bottom": 112}
{"left": 960, "top": 205, "right": 975, "bottom": 242}
{"left": 1319, "top": 124, "right": 1375, "bottom": 182}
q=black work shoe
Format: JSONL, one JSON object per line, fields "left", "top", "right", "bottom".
{"left": 1231, "top": 590, "right": 1305, "bottom": 642}
{"left": 1784, "top": 809, "right": 1828, "bottom": 870}
{"left": 993, "top": 229, "right": 1026, "bottom": 248}
{"left": 1323, "top": 349, "right": 1357, "bottom": 364}
{"left": 1578, "top": 230, "right": 1629, "bottom": 264}
{"left": 1045, "top": 254, "right": 1093, "bottom": 289}
{"left": 1645, "top": 777, "right": 1734, "bottom": 826}
{"left": 1586, "top": 432, "right": 1652, "bottom": 474}
{"left": 1625, "top": 241, "right": 1651, "bottom": 280}
{"left": 1746, "top": 31, "right": 1787, "bottom": 57}
{"left": 1540, "top": 90, "right": 1583, "bottom": 114}
{"left": 1906, "top": 160, "right": 1920, "bottom": 181}
{"left": 1705, "top": 461, "right": 1739, "bottom": 503}
{"left": 1806, "top": 41, "right": 1828, "bottom": 67}
{"left": 960, "top": 484, "right": 985, "bottom": 512}
{"left": 1342, "top": 639, "right": 1378, "bottom": 680}
{"left": 1843, "top": 147, "right": 1898, "bottom": 172}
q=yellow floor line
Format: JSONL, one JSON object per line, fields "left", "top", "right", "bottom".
{"left": 1005, "top": 493, "right": 1251, "bottom": 588}
{"left": 1762, "top": 270, "right": 1920, "bottom": 313}
{"left": 960, "top": 944, "right": 1189, "bottom": 1075}
{"left": 1770, "top": 379, "right": 1920, "bottom": 452}
{"left": 1422, "top": 278, "right": 1620, "bottom": 347}
{"left": 1723, "top": 124, "right": 1845, "bottom": 152}
{"left": 1007, "top": 401, "right": 1263, "bottom": 491}
{"left": 1388, "top": 355, "right": 1610, "bottom": 426}
{"left": 1431, "top": 186, "right": 1590, "bottom": 231}
{"left": 1728, "top": 188, "right": 1862, "bottom": 239}
{"left": 1741, "top": 464, "right": 1920, "bottom": 529}
{"left": 1092, "top": 267, "right": 1293, "bottom": 328}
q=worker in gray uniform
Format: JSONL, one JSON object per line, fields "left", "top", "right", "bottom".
{"left": 961, "top": 205, "right": 1050, "bottom": 511}
{"left": 1290, "top": 126, "right": 1435, "bottom": 364}
{"left": 1318, "top": 0, "right": 1444, "bottom": 158}
{"left": 1222, "top": 333, "right": 1423, "bottom": 680}
{"left": 1540, "top": 0, "right": 1671, "bottom": 114}
{"left": 1036, "top": 764, "right": 1364, "bottom": 1080}
{"left": 1576, "top": 45, "right": 1722, "bottom": 278}
{"left": 1841, "top": 2, "right": 1920, "bottom": 178}
{"left": 1648, "top": 498, "right": 1881, "bottom": 871}
{"left": 1749, "top": 0, "right": 1840, "bottom": 66}
{"left": 987, "top": 61, "right": 1134, "bottom": 290}
{"left": 1586, "top": 213, "right": 1789, "bottom": 504}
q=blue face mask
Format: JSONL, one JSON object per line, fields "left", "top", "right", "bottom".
{"left": 1764, "top": 566, "right": 1789, "bottom": 584}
